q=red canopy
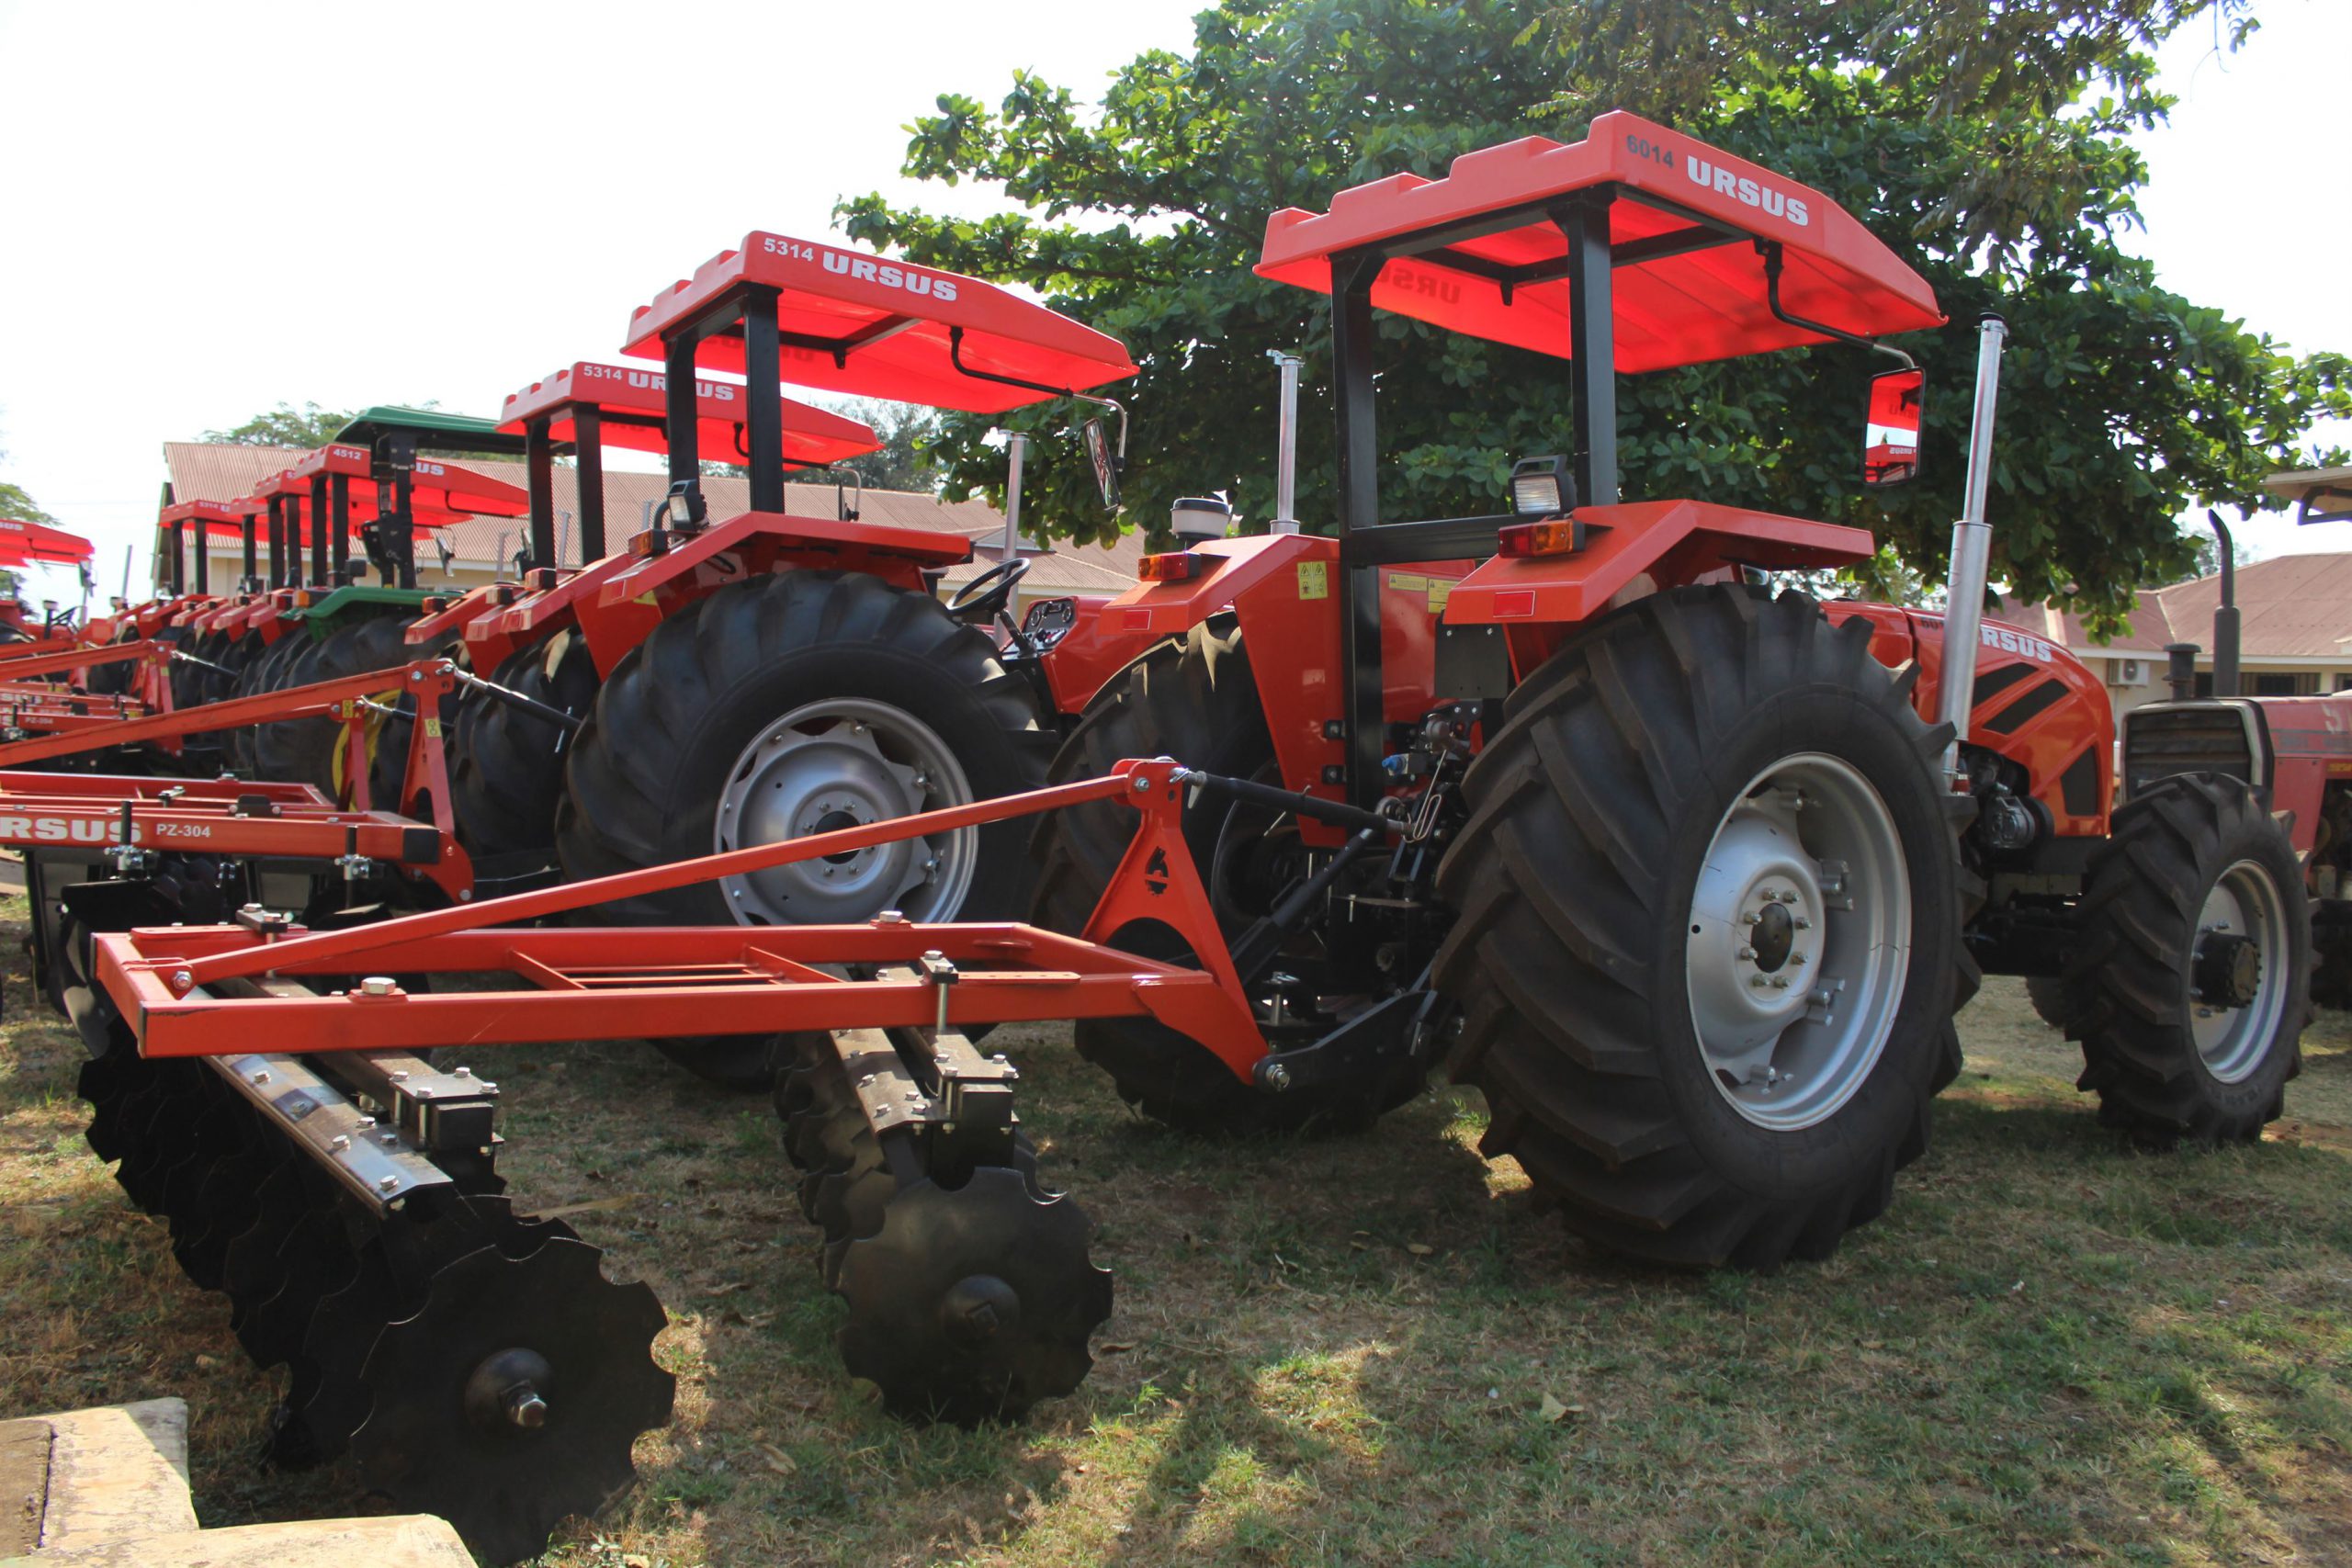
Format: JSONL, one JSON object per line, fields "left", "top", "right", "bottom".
{"left": 0, "top": 518, "right": 95, "bottom": 565}
{"left": 620, "top": 235, "right": 1136, "bottom": 413}
{"left": 158, "top": 498, "right": 251, "bottom": 538}
{"left": 497, "top": 362, "right": 883, "bottom": 468}
{"left": 1255, "top": 110, "right": 1945, "bottom": 372}
{"left": 282, "top": 444, "right": 530, "bottom": 524}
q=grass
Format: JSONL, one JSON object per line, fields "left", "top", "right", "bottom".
{"left": 0, "top": 888, "right": 2347, "bottom": 1566}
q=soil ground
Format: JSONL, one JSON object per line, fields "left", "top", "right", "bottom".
{"left": 0, "top": 893, "right": 2346, "bottom": 1566}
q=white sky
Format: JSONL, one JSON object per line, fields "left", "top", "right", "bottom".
{"left": 0, "top": 0, "right": 2344, "bottom": 607}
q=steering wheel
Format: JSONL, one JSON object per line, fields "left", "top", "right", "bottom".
{"left": 947, "top": 556, "right": 1031, "bottom": 623}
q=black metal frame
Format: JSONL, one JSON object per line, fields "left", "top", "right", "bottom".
{"left": 335, "top": 416, "right": 528, "bottom": 588}
{"left": 1324, "top": 185, "right": 1637, "bottom": 804}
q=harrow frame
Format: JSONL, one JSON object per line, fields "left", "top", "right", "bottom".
{"left": 92, "top": 758, "right": 1263, "bottom": 1072}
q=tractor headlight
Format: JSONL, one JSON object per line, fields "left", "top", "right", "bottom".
{"left": 1510, "top": 455, "right": 1575, "bottom": 517}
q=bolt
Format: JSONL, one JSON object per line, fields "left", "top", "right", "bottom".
{"left": 504, "top": 1388, "right": 548, "bottom": 1430}
{"left": 1737, "top": 945, "right": 1757, "bottom": 961}
{"left": 1793, "top": 915, "right": 1813, "bottom": 931}
{"left": 390, "top": 1070, "right": 408, "bottom": 1082}
{"left": 1133, "top": 776, "right": 1150, "bottom": 793}
{"left": 356, "top": 1116, "right": 377, "bottom": 1128}
{"left": 415, "top": 1087, "right": 435, "bottom": 1100}
{"left": 1264, "top": 1062, "right": 1293, "bottom": 1090}
{"left": 380, "top": 1132, "right": 399, "bottom": 1145}
{"left": 378, "top": 1175, "right": 400, "bottom": 1194}
{"left": 359, "top": 976, "right": 396, "bottom": 997}
{"left": 1790, "top": 953, "right": 1807, "bottom": 966}
{"left": 329, "top": 1134, "right": 350, "bottom": 1151}
{"left": 171, "top": 968, "right": 193, "bottom": 989}
{"left": 1749, "top": 976, "right": 1768, "bottom": 988}
{"left": 1769, "top": 976, "right": 1791, "bottom": 989}
{"left": 1779, "top": 890, "right": 1798, "bottom": 904}
{"left": 1743, "top": 912, "right": 1761, "bottom": 927}
{"left": 453, "top": 1066, "right": 471, "bottom": 1077}
{"left": 876, "top": 909, "right": 907, "bottom": 925}
{"left": 251, "top": 1069, "right": 270, "bottom": 1085}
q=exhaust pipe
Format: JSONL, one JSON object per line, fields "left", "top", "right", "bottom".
{"left": 1935, "top": 312, "right": 2010, "bottom": 784}
{"left": 1268, "top": 350, "right": 1302, "bottom": 535}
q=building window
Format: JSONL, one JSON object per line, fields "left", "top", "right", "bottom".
{"left": 2249, "top": 672, "right": 2314, "bottom": 697}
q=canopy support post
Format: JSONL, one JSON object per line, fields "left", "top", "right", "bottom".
{"left": 573, "top": 404, "right": 606, "bottom": 563}
{"left": 191, "top": 521, "right": 208, "bottom": 594}
{"left": 240, "top": 515, "right": 257, "bottom": 592}
{"left": 266, "top": 498, "right": 288, "bottom": 590}
{"left": 308, "top": 477, "right": 329, "bottom": 587}
{"left": 387, "top": 432, "right": 418, "bottom": 590}
{"left": 741, "top": 286, "right": 786, "bottom": 515}
{"left": 1330, "top": 248, "right": 1387, "bottom": 812}
{"left": 1558, "top": 193, "right": 1619, "bottom": 508}
{"left": 330, "top": 475, "right": 350, "bottom": 586}
{"left": 526, "top": 417, "right": 557, "bottom": 571}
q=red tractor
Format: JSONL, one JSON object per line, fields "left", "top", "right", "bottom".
{"left": 1026, "top": 112, "right": 2312, "bottom": 1267}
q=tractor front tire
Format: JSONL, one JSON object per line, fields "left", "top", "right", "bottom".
{"left": 2061, "top": 773, "right": 2309, "bottom": 1144}
{"left": 555, "top": 570, "right": 1052, "bottom": 1090}
{"left": 1432, "top": 586, "right": 1971, "bottom": 1270}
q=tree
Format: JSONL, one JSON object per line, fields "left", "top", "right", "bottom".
{"left": 839, "top": 0, "right": 2348, "bottom": 628}
{"left": 198, "top": 400, "right": 356, "bottom": 448}
{"left": 824, "top": 400, "right": 941, "bottom": 493}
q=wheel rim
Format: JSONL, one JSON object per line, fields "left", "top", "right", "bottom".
{"left": 713, "top": 698, "right": 976, "bottom": 925}
{"left": 1686, "top": 753, "right": 1912, "bottom": 1131}
{"left": 2189, "top": 857, "right": 2290, "bottom": 1083}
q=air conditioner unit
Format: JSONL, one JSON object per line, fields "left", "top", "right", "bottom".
{"left": 2120, "top": 658, "right": 2143, "bottom": 685}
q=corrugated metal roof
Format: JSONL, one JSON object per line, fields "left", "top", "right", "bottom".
{"left": 1999, "top": 552, "right": 2352, "bottom": 663}
{"left": 164, "top": 441, "right": 1141, "bottom": 595}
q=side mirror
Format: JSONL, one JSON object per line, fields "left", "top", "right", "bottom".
{"left": 1081, "top": 418, "right": 1122, "bottom": 511}
{"left": 1862, "top": 368, "right": 1924, "bottom": 488}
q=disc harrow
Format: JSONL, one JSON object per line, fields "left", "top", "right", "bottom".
{"left": 46, "top": 752, "right": 1273, "bottom": 1563}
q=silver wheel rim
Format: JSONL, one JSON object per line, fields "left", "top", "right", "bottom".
{"left": 712, "top": 698, "right": 976, "bottom": 925}
{"left": 1686, "top": 753, "right": 1912, "bottom": 1131}
{"left": 2190, "top": 857, "right": 2290, "bottom": 1083}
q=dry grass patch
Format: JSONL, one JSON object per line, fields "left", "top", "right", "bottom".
{"left": 0, "top": 891, "right": 2346, "bottom": 1564}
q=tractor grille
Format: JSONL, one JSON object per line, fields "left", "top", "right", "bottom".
{"left": 2121, "top": 702, "right": 2266, "bottom": 801}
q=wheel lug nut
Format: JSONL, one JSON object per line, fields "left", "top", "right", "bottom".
{"left": 1769, "top": 976, "right": 1791, "bottom": 989}
{"left": 1790, "top": 953, "right": 1806, "bottom": 966}
{"left": 1792, "top": 915, "right": 1812, "bottom": 930}
{"left": 1737, "top": 945, "right": 1756, "bottom": 961}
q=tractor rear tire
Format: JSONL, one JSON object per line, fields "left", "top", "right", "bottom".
{"left": 1030, "top": 617, "right": 1430, "bottom": 1134}
{"left": 251, "top": 616, "right": 412, "bottom": 799}
{"left": 555, "top": 570, "right": 1053, "bottom": 1091}
{"left": 230, "top": 632, "right": 313, "bottom": 773}
{"left": 1431, "top": 586, "right": 1971, "bottom": 1270}
{"left": 449, "top": 631, "right": 599, "bottom": 863}
{"left": 2061, "top": 773, "right": 2309, "bottom": 1144}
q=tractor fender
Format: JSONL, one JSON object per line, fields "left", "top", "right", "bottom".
{"left": 1098, "top": 532, "right": 1333, "bottom": 640}
{"left": 593, "top": 510, "right": 971, "bottom": 614}
{"left": 1440, "top": 499, "right": 1874, "bottom": 625}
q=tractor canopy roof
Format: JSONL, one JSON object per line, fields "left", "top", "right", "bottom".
{"left": 158, "top": 498, "right": 246, "bottom": 532}
{"left": 620, "top": 235, "right": 1136, "bottom": 414}
{"left": 254, "top": 450, "right": 528, "bottom": 530}
{"left": 497, "top": 362, "right": 884, "bottom": 468}
{"left": 1255, "top": 110, "right": 1944, "bottom": 372}
{"left": 2266, "top": 466, "right": 2352, "bottom": 523}
{"left": 334, "top": 406, "right": 529, "bottom": 459}
{"left": 0, "top": 518, "right": 93, "bottom": 564}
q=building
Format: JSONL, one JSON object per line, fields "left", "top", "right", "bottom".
{"left": 1996, "top": 552, "right": 2352, "bottom": 716}
{"left": 158, "top": 442, "right": 1144, "bottom": 614}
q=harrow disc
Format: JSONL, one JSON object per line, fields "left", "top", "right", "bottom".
{"left": 289, "top": 1196, "right": 574, "bottom": 1467}
{"left": 347, "top": 1235, "right": 673, "bottom": 1567}
{"left": 834, "top": 1167, "right": 1110, "bottom": 1426}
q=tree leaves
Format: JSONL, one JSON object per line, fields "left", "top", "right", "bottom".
{"left": 840, "top": 0, "right": 2346, "bottom": 626}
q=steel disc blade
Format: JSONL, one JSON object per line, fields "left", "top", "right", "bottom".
{"left": 834, "top": 1168, "right": 1112, "bottom": 1426}
{"left": 348, "top": 1237, "right": 673, "bottom": 1567}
